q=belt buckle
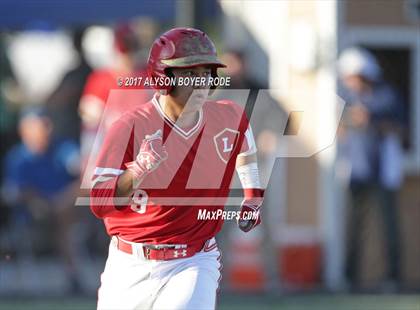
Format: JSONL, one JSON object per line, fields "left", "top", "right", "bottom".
{"left": 144, "top": 247, "right": 151, "bottom": 259}
{"left": 142, "top": 244, "right": 188, "bottom": 260}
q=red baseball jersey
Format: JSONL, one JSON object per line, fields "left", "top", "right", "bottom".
{"left": 90, "top": 93, "right": 256, "bottom": 245}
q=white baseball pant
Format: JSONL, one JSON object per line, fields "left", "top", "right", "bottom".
{"left": 97, "top": 237, "right": 222, "bottom": 310}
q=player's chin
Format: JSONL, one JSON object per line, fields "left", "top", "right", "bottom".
{"left": 185, "top": 95, "right": 207, "bottom": 110}
{"left": 192, "top": 88, "right": 209, "bottom": 99}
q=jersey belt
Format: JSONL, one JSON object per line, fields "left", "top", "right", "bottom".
{"left": 114, "top": 236, "right": 208, "bottom": 260}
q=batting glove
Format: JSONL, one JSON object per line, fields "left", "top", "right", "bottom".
{"left": 237, "top": 192, "right": 263, "bottom": 233}
{"left": 126, "top": 129, "right": 168, "bottom": 179}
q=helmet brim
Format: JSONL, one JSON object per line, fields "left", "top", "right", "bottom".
{"left": 161, "top": 54, "right": 226, "bottom": 68}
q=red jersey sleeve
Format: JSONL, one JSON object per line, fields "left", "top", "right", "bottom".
{"left": 238, "top": 125, "right": 257, "bottom": 156}
{"left": 227, "top": 101, "right": 257, "bottom": 157}
{"left": 90, "top": 116, "right": 136, "bottom": 218}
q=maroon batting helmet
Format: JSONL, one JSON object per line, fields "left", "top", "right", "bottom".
{"left": 147, "top": 27, "right": 226, "bottom": 93}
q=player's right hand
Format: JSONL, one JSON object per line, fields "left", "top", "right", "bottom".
{"left": 137, "top": 129, "right": 168, "bottom": 172}
{"left": 126, "top": 129, "right": 168, "bottom": 179}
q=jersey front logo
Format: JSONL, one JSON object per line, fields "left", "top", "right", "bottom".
{"left": 222, "top": 137, "right": 233, "bottom": 152}
{"left": 213, "top": 128, "right": 239, "bottom": 164}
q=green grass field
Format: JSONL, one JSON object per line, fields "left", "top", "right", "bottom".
{"left": 0, "top": 294, "right": 419, "bottom": 310}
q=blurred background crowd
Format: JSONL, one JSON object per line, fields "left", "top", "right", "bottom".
{"left": 0, "top": 0, "right": 419, "bottom": 307}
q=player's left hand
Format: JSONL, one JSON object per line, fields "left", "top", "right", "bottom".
{"left": 237, "top": 198, "right": 262, "bottom": 232}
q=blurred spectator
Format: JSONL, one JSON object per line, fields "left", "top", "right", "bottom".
{"left": 46, "top": 28, "right": 92, "bottom": 142}
{"left": 78, "top": 22, "right": 151, "bottom": 171}
{"left": 0, "top": 33, "right": 22, "bottom": 172}
{"left": 337, "top": 47, "right": 405, "bottom": 290}
{"left": 2, "top": 107, "right": 82, "bottom": 292}
{"left": 0, "top": 33, "right": 23, "bottom": 249}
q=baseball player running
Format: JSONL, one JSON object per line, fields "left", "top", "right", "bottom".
{"left": 90, "top": 27, "right": 263, "bottom": 310}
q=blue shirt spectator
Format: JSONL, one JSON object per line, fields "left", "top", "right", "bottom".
{"left": 337, "top": 47, "right": 404, "bottom": 190}
{"left": 2, "top": 107, "right": 79, "bottom": 205}
{"left": 4, "top": 139, "right": 79, "bottom": 201}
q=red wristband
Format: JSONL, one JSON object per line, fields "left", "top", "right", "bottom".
{"left": 243, "top": 188, "right": 264, "bottom": 204}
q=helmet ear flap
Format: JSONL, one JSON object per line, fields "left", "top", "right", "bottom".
{"left": 162, "top": 68, "right": 175, "bottom": 95}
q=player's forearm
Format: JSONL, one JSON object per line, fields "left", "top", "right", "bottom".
{"left": 235, "top": 154, "right": 264, "bottom": 232}
{"left": 90, "top": 171, "right": 145, "bottom": 218}
{"left": 91, "top": 176, "right": 130, "bottom": 218}
{"left": 236, "top": 153, "right": 262, "bottom": 195}
{"left": 116, "top": 169, "right": 146, "bottom": 197}
{"left": 236, "top": 153, "right": 257, "bottom": 168}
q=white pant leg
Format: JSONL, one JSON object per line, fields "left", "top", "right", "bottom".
{"left": 152, "top": 246, "right": 222, "bottom": 310}
{"left": 97, "top": 242, "right": 159, "bottom": 310}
